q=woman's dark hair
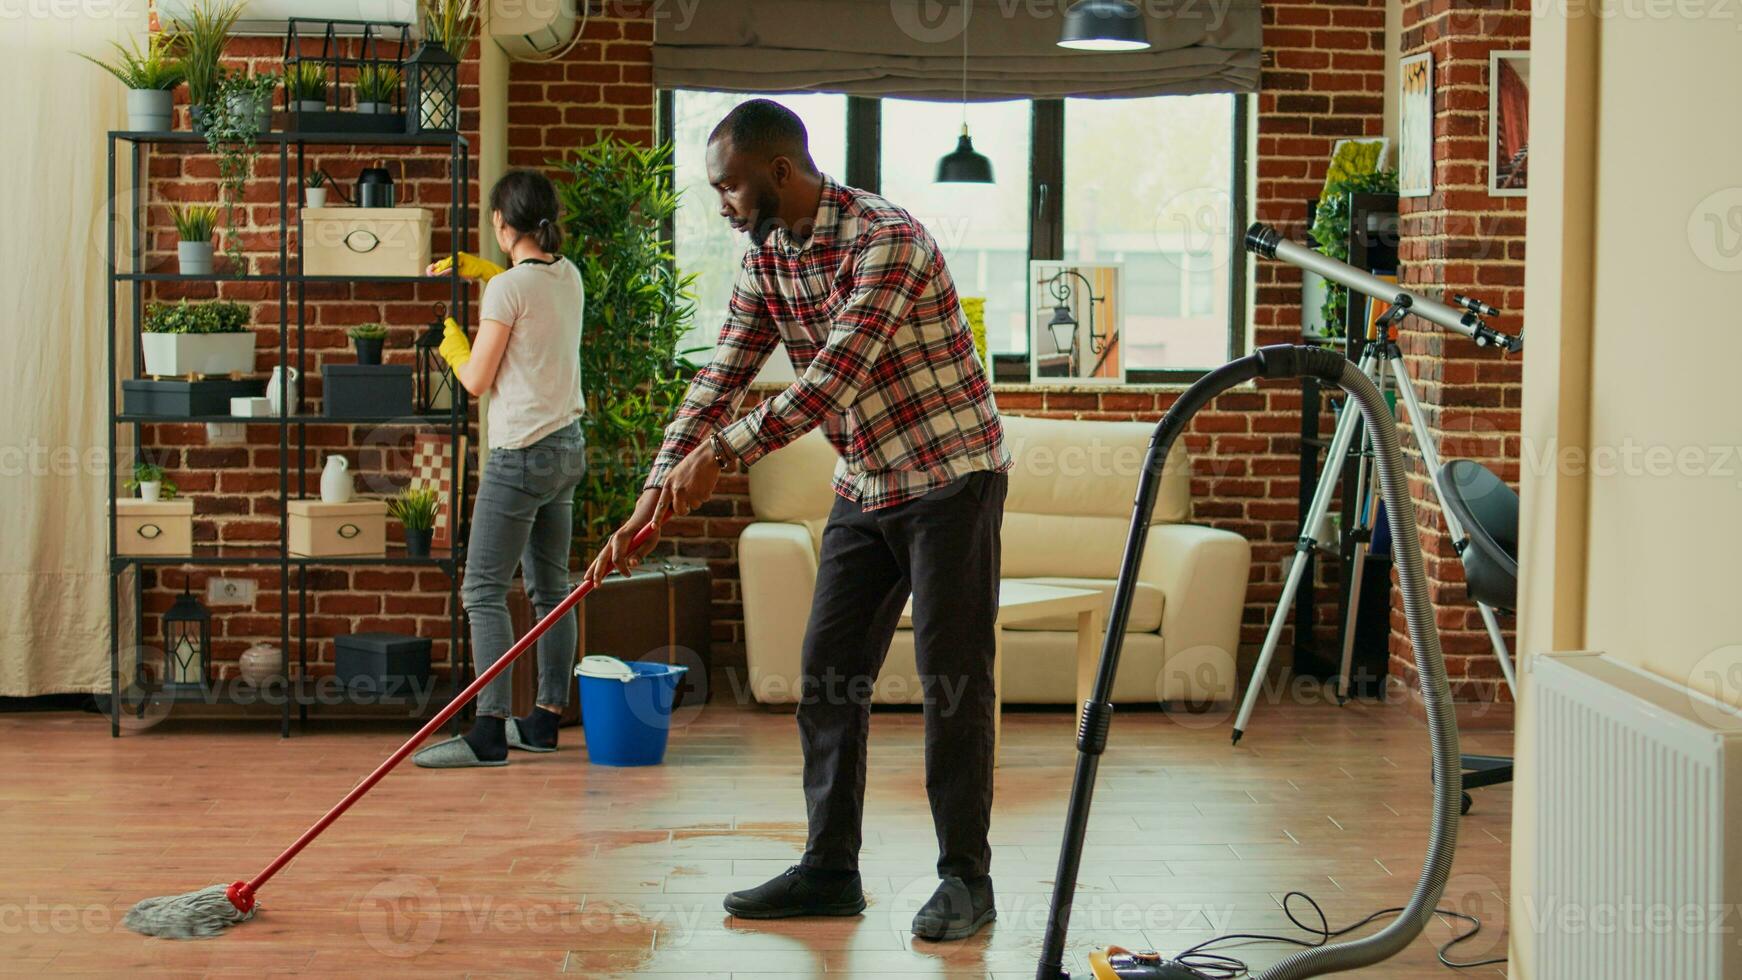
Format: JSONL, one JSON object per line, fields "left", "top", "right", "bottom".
{"left": 489, "top": 169, "right": 563, "bottom": 253}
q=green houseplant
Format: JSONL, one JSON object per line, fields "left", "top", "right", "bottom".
{"left": 353, "top": 65, "right": 400, "bottom": 114}
{"left": 387, "top": 486, "right": 441, "bottom": 557}
{"left": 201, "top": 69, "right": 277, "bottom": 269}
{"left": 304, "top": 169, "right": 328, "bottom": 208}
{"left": 347, "top": 323, "right": 387, "bottom": 365}
{"left": 125, "top": 461, "right": 178, "bottom": 502}
{"left": 80, "top": 32, "right": 185, "bottom": 131}
{"left": 1309, "top": 169, "right": 1399, "bottom": 337}
{"left": 552, "top": 139, "right": 698, "bottom": 548}
{"left": 423, "top": 0, "right": 478, "bottom": 58}
{"left": 176, "top": 0, "right": 242, "bottom": 130}
{"left": 141, "top": 299, "right": 253, "bottom": 376}
{"left": 171, "top": 203, "right": 219, "bottom": 275}
{"left": 285, "top": 61, "right": 327, "bottom": 112}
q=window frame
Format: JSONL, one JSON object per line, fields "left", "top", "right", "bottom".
{"left": 658, "top": 89, "right": 1250, "bottom": 386}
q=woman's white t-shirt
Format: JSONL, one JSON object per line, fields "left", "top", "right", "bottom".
{"left": 478, "top": 257, "right": 584, "bottom": 450}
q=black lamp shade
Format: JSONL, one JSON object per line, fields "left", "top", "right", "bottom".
{"left": 1059, "top": 0, "right": 1151, "bottom": 51}
{"left": 937, "top": 132, "right": 994, "bottom": 183}
{"left": 405, "top": 42, "right": 460, "bottom": 134}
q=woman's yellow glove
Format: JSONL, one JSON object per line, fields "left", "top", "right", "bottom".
{"left": 428, "top": 252, "right": 506, "bottom": 283}
{"left": 438, "top": 317, "right": 472, "bottom": 370}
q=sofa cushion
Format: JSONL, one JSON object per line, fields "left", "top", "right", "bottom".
{"left": 999, "top": 577, "right": 1163, "bottom": 633}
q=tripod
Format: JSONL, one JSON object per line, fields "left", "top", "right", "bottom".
{"left": 1231, "top": 301, "right": 1520, "bottom": 745}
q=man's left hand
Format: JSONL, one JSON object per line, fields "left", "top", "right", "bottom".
{"left": 657, "top": 440, "right": 724, "bottom": 519}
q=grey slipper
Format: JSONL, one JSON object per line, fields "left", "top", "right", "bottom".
{"left": 412, "top": 736, "right": 509, "bottom": 768}
{"left": 505, "top": 717, "right": 557, "bottom": 753}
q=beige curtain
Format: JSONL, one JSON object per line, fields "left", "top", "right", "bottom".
{"left": 654, "top": 0, "right": 1262, "bottom": 99}
{"left": 0, "top": 12, "right": 137, "bottom": 695}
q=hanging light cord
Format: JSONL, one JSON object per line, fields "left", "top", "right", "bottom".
{"left": 960, "top": 0, "right": 969, "bottom": 132}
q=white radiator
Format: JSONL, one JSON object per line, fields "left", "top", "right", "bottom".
{"left": 1530, "top": 652, "right": 1742, "bottom": 980}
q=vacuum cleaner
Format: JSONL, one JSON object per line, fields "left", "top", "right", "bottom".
{"left": 1033, "top": 342, "right": 1463, "bottom": 979}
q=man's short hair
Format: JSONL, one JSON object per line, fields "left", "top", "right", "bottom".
{"left": 709, "top": 98, "right": 818, "bottom": 174}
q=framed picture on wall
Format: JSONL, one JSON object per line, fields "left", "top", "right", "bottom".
{"left": 1029, "top": 262, "right": 1124, "bottom": 385}
{"left": 1398, "top": 51, "right": 1434, "bottom": 198}
{"left": 1489, "top": 51, "right": 1530, "bottom": 196}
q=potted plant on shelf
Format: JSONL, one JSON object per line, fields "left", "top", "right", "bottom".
{"left": 222, "top": 68, "right": 278, "bottom": 134}
{"left": 353, "top": 65, "right": 400, "bottom": 115}
{"left": 79, "top": 33, "right": 184, "bottom": 132}
{"left": 285, "top": 61, "right": 326, "bottom": 113}
{"left": 348, "top": 323, "right": 387, "bottom": 365}
{"left": 171, "top": 203, "right": 219, "bottom": 275}
{"left": 141, "top": 299, "right": 254, "bottom": 376}
{"left": 555, "top": 139, "right": 697, "bottom": 550}
{"left": 125, "top": 462, "right": 178, "bottom": 502}
{"left": 387, "top": 486, "right": 440, "bottom": 557}
{"left": 201, "top": 68, "right": 274, "bottom": 270}
{"left": 304, "top": 170, "right": 328, "bottom": 208}
{"left": 178, "top": 0, "right": 241, "bottom": 133}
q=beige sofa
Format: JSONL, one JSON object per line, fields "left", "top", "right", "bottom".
{"left": 737, "top": 415, "right": 1250, "bottom": 706}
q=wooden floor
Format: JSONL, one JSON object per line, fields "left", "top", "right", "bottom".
{"left": 2, "top": 696, "right": 1513, "bottom": 978}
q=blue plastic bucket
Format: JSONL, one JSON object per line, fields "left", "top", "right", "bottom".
{"left": 576, "top": 658, "right": 689, "bottom": 766}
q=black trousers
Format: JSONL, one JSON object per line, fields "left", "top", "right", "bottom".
{"left": 796, "top": 470, "right": 1006, "bottom": 880}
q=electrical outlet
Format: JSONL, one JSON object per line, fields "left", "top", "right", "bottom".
{"left": 206, "top": 422, "right": 245, "bottom": 445}
{"left": 207, "top": 577, "right": 256, "bottom": 606}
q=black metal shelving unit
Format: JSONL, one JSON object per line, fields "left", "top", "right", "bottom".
{"left": 105, "top": 127, "right": 473, "bottom": 737}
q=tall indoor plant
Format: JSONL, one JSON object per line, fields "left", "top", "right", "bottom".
{"left": 553, "top": 139, "right": 697, "bottom": 549}
{"left": 176, "top": 0, "right": 242, "bottom": 131}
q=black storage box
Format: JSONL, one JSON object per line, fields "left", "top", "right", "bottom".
{"left": 334, "top": 632, "right": 432, "bottom": 701}
{"left": 323, "top": 364, "right": 413, "bottom": 419}
{"left": 122, "top": 378, "right": 265, "bottom": 417}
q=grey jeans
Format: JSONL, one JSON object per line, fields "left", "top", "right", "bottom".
{"left": 463, "top": 420, "right": 586, "bottom": 718}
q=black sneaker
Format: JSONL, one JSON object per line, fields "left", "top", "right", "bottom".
{"left": 723, "top": 865, "right": 866, "bottom": 919}
{"left": 911, "top": 875, "right": 995, "bottom": 941}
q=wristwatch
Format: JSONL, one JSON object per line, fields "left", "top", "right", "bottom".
{"left": 710, "top": 432, "right": 734, "bottom": 471}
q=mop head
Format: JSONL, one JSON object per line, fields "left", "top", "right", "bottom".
{"left": 123, "top": 884, "right": 256, "bottom": 939}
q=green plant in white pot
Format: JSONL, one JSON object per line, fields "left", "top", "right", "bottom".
{"left": 286, "top": 62, "right": 326, "bottom": 113}
{"left": 171, "top": 203, "right": 219, "bottom": 275}
{"left": 304, "top": 169, "right": 328, "bottom": 208}
{"left": 141, "top": 299, "right": 254, "bottom": 377}
{"left": 353, "top": 64, "right": 400, "bottom": 114}
{"left": 125, "top": 462, "right": 178, "bottom": 502}
{"left": 387, "top": 486, "right": 440, "bottom": 557}
{"left": 80, "top": 33, "right": 185, "bottom": 132}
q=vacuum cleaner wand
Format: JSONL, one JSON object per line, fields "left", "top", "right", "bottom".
{"left": 1033, "top": 347, "right": 1462, "bottom": 980}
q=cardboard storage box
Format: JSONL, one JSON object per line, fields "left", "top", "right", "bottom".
{"left": 301, "top": 207, "right": 432, "bottom": 278}
{"left": 287, "top": 499, "right": 386, "bottom": 557}
{"left": 322, "top": 364, "right": 413, "bottom": 419}
{"left": 334, "top": 632, "right": 431, "bottom": 701}
{"left": 123, "top": 378, "right": 265, "bottom": 417}
{"left": 114, "top": 499, "right": 194, "bottom": 557}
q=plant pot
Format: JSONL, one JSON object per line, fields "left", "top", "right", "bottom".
{"left": 352, "top": 337, "right": 384, "bottom": 365}
{"left": 304, "top": 186, "right": 328, "bottom": 208}
{"left": 126, "top": 88, "right": 173, "bottom": 131}
{"left": 140, "top": 332, "right": 256, "bottom": 377}
{"left": 293, "top": 99, "right": 326, "bottom": 113}
{"left": 177, "top": 241, "right": 214, "bottom": 276}
{"left": 404, "top": 527, "right": 433, "bottom": 557}
{"left": 138, "top": 481, "right": 161, "bottom": 502}
{"left": 356, "top": 101, "right": 392, "bottom": 115}
{"left": 189, "top": 103, "right": 209, "bottom": 133}
{"left": 225, "top": 93, "right": 271, "bottom": 133}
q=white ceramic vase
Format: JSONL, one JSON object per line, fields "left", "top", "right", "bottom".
{"left": 266, "top": 365, "right": 300, "bottom": 416}
{"left": 321, "top": 455, "right": 353, "bottom": 504}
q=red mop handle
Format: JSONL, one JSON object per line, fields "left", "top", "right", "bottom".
{"left": 225, "top": 520, "right": 662, "bottom": 914}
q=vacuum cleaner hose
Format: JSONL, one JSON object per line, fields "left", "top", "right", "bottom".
{"left": 1253, "top": 350, "right": 1461, "bottom": 979}
{"left": 1032, "top": 345, "right": 1460, "bottom": 980}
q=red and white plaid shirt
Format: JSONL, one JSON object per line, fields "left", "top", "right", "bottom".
{"left": 645, "top": 175, "right": 1010, "bottom": 510}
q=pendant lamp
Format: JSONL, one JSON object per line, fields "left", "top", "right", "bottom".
{"left": 937, "top": 4, "right": 993, "bottom": 184}
{"left": 1058, "top": 0, "right": 1151, "bottom": 52}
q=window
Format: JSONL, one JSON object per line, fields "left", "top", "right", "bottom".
{"left": 879, "top": 99, "right": 1032, "bottom": 357}
{"left": 671, "top": 90, "right": 847, "bottom": 381}
{"left": 664, "top": 89, "right": 1244, "bottom": 384}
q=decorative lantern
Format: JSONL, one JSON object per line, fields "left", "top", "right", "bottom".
{"left": 162, "top": 577, "right": 211, "bottom": 692}
{"left": 416, "top": 306, "right": 457, "bottom": 413}
{"left": 404, "top": 42, "right": 460, "bottom": 135}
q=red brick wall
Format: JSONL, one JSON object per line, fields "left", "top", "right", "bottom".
{"left": 505, "top": 4, "right": 654, "bottom": 169}
{"left": 1389, "top": 0, "right": 1529, "bottom": 709}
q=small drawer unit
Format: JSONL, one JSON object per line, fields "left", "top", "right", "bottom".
{"left": 301, "top": 207, "right": 432, "bottom": 278}
{"left": 287, "top": 499, "right": 386, "bottom": 558}
{"left": 114, "top": 499, "right": 194, "bottom": 557}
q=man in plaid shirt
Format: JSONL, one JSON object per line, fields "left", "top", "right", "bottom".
{"left": 587, "top": 100, "right": 1009, "bottom": 940}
